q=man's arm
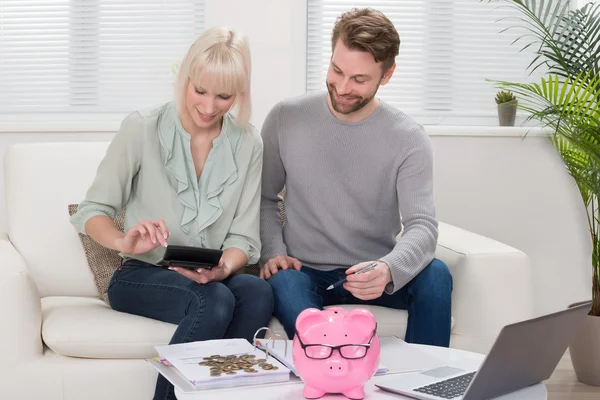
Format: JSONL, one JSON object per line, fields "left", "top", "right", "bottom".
{"left": 260, "top": 102, "right": 289, "bottom": 264}
{"left": 379, "top": 128, "right": 438, "bottom": 294}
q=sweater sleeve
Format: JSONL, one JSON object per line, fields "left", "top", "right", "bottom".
{"left": 259, "top": 102, "right": 289, "bottom": 264}
{"left": 70, "top": 111, "right": 144, "bottom": 234}
{"left": 379, "top": 127, "right": 438, "bottom": 294}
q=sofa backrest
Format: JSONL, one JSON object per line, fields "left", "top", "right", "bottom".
{"left": 4, "top": 142, "right": 111, "bottom": 297}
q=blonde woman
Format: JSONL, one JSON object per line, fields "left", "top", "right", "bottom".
{"left": 70, "top": 27, "right": 273, "bottom": 400}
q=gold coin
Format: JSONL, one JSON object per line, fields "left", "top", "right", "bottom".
{"left": 256, "top": 359, "right": 266, "bottom": 363}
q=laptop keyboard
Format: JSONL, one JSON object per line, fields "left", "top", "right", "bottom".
{"left": 413, "top": 371, "right": 476, "bottom": 399}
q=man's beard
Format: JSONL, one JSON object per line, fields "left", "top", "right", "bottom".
{"left": 327, "top": 81, "right": 376, "bottom": 115}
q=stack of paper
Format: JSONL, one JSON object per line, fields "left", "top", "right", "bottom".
{"left": 151, "top": 339, "right": 291, "bottom": 390}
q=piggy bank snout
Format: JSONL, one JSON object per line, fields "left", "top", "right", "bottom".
{"left": 324, "top": 357, "right": 349, "bottom": 377}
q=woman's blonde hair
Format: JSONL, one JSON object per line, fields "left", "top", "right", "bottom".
{"left": 174, "top": 27, "right": 252, "bottom": 127}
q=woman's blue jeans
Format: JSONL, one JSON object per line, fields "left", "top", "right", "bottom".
{"left": 107, "top": 259, "right": 274, "bottom": 400}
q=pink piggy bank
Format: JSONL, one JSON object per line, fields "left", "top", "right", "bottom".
{"left": 292, "top": 307, "right": 380, "bottom": 399}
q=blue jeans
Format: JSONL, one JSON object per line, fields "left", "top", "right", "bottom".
{"left": 267, "top": 258, "right": 452, "bottom": 347}
{"left": 107, "top": 260, "right": 274, "bottom": 400}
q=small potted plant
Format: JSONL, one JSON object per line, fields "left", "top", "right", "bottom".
{"left": 495, "top": 90, "right": 518, "bottom": 126}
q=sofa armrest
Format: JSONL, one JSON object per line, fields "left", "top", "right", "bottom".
{"left": 0, "top": 234, "right": 43, "bottom": 365}
{"left": 436, "top": 222, "right": 535, "bottom": 354}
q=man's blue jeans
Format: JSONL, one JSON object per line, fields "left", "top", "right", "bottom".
{"left": 267, "top": 258, "right": 452, "bottom": 347}
{"left": 107, "top": 259, "right": 274, "bottom": 400}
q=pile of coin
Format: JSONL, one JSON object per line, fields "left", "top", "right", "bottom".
{"left": 199, "top": 353, "right": 279, "bottom": 377}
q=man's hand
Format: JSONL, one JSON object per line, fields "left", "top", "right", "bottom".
{"left": 343, "top": 261, "right": 392, "bottom": 301}
{"left": 170, "top": 258, "right": 232, "bottom": 284}
{"left": 260, "top": 255, "right": 302, "bottom": 279}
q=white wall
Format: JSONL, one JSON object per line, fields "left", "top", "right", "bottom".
{"left": 205, "top": 0, "right": 306, "bottom": 128}
{"left": 429, "top": 128, "right": 591, "bottom": 316}
{"left": 0, "top": 0, "right": 591, "bottom": 318}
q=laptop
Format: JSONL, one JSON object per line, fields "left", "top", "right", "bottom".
{"left": 374, "top": 301, "right": 591, "bottom": 400}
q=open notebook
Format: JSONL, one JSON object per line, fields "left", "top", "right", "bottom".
{"left": 255, "top": 338, "right": 388, "bottom": 376}
{"left": 150, "top": 339, "right": 291, "bottom": 390}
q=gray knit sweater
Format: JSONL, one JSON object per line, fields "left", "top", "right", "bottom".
{"left": 260, "top": 92, "right": 438, "bottom": 294}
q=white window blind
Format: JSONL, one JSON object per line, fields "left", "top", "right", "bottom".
{"left": 575, "top": 0, "right": 598, "bottom": 8}
{"left": 0, "top": 0, "right": 204, "bottom": 116}
{"left": 307, "top": 0, "right": 554, "bottom": 125}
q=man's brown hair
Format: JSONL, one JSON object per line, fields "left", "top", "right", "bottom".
{"left": 331, "top": 8, "right": 400, "bottom": 72}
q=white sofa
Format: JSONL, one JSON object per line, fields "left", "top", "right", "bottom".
{"left": 0, "top": 142, "right": 536, "bottom": 400}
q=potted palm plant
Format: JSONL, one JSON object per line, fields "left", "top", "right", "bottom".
{"left": 484, "top": 0, "right": 600, "bottom": 385}
{"left": 495, "top": 90, "right": 518, "bottom": 126}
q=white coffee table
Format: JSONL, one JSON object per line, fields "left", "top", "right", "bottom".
{"left": 175, "top": 342, "right": 547, "bottom": 400}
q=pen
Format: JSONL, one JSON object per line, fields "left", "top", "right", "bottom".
{"left": 326, "top": 262, "right": 378, "bottom": 290}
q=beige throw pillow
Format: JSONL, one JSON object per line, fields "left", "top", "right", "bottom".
{"left": 68, "top": 204, "right": 124, "bottom": 304}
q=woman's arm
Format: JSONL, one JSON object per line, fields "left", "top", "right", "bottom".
{"left": 85, "top": 215, "right": 168, "bottom": 254}
{"left": 221, "top": 129, "right": 263, "bottom": 273}
{"left": 70, "top": 112, "right": 144, "bottom": 246}
{"left": 85, "top": 215, "right": 126, "bottom": 252}
{"left": 219, "top": 247, "right": 248, "bottom": 275}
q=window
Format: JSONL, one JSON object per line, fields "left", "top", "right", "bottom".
{"left": 0, "top": 0, "right": 204, "bottom": 117}
{"left": 575, "top": 0, "right": 598, "bottom": 8}
{"left": 306, "top": 0, "right": 558, "bottom": 125}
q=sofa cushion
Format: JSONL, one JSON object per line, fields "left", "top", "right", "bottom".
{"left": 41, "top": 296, "right": 176, "bottom": 359}
{"left": 68, "top": 204, "right": 125, "bottom": 304}
{"left": 42, "top": 296, "right": 454, "bottom": 360}
{"left": 268, "top": 304, "right": 410, "bottom": 339}
{"left": 269, "top": 306, "right": 458, "bottom": 343}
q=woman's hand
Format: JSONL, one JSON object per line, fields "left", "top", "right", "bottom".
{"left": 169, "top": 248, "right": 246, "bottom": 283}
{"left": 115, "top": 219, "right": 169, "bottom": 254}
{"left": 170, "top": 258, "right": 232, "bottom": 284}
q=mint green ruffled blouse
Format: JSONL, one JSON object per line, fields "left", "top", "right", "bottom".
{"left": 70, "top": 102, "right": 263, "bottom": 265}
